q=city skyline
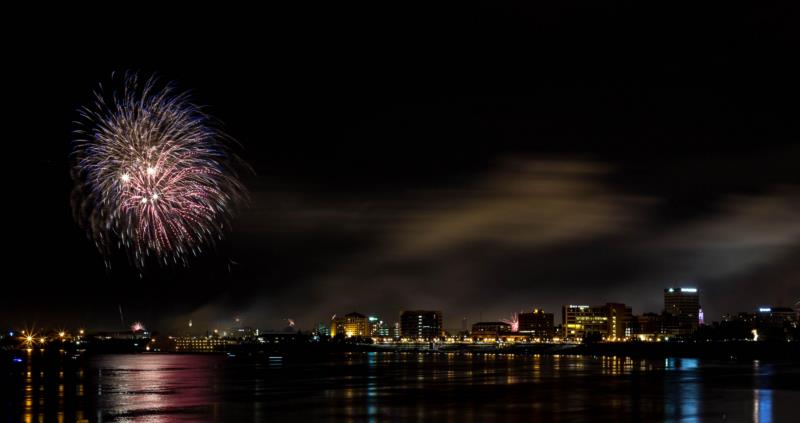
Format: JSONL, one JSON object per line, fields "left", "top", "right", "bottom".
{"left": 5, "top": 286, "right": 796, "bottom": 337}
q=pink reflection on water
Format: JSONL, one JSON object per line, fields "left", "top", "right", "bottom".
{"left": 92, "top": 354, "right": 218, "bottom": 422}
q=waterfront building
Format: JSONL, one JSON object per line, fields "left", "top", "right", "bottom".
{"left": 471, "top": 321, "right": 512, "bottom": 341}
{"left": 517, "top": 309, "right": 554, "bottom": 339}
{"left": 331, "top": 312, "right": 369, "bottom": 337}
{"left": 367, "top": 315, "right": 391, "bottom": 338}
{"left": 562, "top": 305, "right": 608, "bottom": 340}
{"left": 631, "top": 312, "right": 664, "bottom": 340}
{"left": 314, "top": 323, "right": 331, "bottom": 337}
{"left": 400, "top": 310, "right": 443, "bottom": 340}
{"left": 598, "top": 303, "right": 632, "bottom": 340}
{"left": 172, "top": 336, "right": 235, "bottom": 352}
{"left": 664, "top": 287, "right": 700, "bottom": 336}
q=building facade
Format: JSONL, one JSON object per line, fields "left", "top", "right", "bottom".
{"left": 331, "top": 312, "right": 369, "bottom": 337}
{"left": 632, "top": 312, "right": 664, "bottom": 340}
{"left": 562, "top": 305, "right": 608, "bottom": 340}
{"left": 664, "top": 287, "right": 700, "bottom": 335}
{"left": 471, "top": 321, "right": 512, "bottom": 341}
{"left": 367, "top": 315, "right": 391, "bottom": 338}
{"left": 517, "top": 309, "right": 554, "bottom": 339}
{"left": 400, "top": 310, "right": 443, "bottom": 340}
{"left": 172, "top": 336, "right": 234, "bottom": 352}
{"left": 598, "top": 303, "right": 632, "bottom": 340}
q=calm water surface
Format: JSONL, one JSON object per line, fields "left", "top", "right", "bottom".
{"left": 3, "top": 352, "right": 799, "bottom": 422}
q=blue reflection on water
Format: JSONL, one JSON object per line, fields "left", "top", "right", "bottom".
{"left": 665, "top": 357, "right": 699, "bottom": 371}
{"left": 664, "top": 358, "right": 701, "bottom": 423}
{"left": 753, "top": 361, "right": 774, "bottom": 423}
{"left": 366, "top": 351, "right": 378, "bottom": 423}
{"left": 753, "top": 389, "right": 772, "bottom": 423}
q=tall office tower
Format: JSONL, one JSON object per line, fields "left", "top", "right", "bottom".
{"left": 664, "top": 287, "right": 700, "bottom": 336}
{"left": 400, "top": 310, "right": 443, "bottom": 340}
{"left": 517, "top": 309, "right": 554, "bottom": 339}
{"left": 562, "top": 305, "right": 608, "bottom": 340}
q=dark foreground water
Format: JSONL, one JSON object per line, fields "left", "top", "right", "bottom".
{"left": 3, "top": 352, "right": 799, "bottom": 422}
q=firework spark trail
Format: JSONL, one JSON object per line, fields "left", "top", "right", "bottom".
{"left": 71, "top": 73, "right": 246, "bottom": 269}
{"left": 501, "top": 313, "right": 520, "bottom": 332}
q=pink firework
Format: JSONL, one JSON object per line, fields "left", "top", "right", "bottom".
{"left": 131, "top": 322, "right": 145, "bottom": 332}
{"left": 501, "top": 313, "right": 520, "bottom": 332}
{"left": 71, "top": 73, "right": 246, "bottom": 268}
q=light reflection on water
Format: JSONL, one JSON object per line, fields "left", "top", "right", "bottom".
{"left": 4, "top": 353, "right": 798, "bottom": 422}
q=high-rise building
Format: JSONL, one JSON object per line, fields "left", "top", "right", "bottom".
{"left": 598, "top": 303, "right": 632, "bottom": 340}
{"left": 367, "top": 315, "right": 391, "bottom": 338}
{"left": 314, "top": 322, "right": 331, "bottom": 337}
{"left": 756, "top": 307, "right": 797, "bottom": 327}
{"left": 331, "top": 312, "right": 369, "bottom": 337}
{"left": 664, "top": 287, "right": 700, "bottom": 335}
{"left": 517, "top": 309, "right": 554, "bottom": 339}
{"left": 562, "top": 305, "right": 608, "bottom": 340}
{"left": 400, "top": 310, "right": 443, "bottom": 340}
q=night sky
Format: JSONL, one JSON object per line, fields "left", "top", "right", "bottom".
{"left": 3, "top": 5, "right": 799, "bottom": 332}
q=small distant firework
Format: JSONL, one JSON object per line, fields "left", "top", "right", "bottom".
{"left": 131, "top": 322, "right": 145, "bottom": 332}
{"left": 71, "top": 72, "right": 246, "bottom": 269}
{"left": 501, "top": 313, "right": 520, "bottom": 332}
{"left": 287, "top": 318, "right": 295, "bottom": 328}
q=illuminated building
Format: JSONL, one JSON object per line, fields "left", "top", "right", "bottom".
{"left": 517, "top": 309, "right": 554, "bottom": 339}
{"left": 598, "top": 303, "right": 632, "bottom": 340}
{"left": 331, "top": 312, "right": 368, "bottom": 337}
{"left": 230, "top": 326, "right": 258, "bottom": 339}
{"left": 172, "top": 336, "right": 234, "bottom": 352}
{"left": 756, "top": 307, "right": 797, "bottom": 327}
{"left": 471, "top": 321, "right": 511, "bottom": 341}
{"left": 367, "top": 315, "right": 391, "bottom": 337}
{"left": 631, "top": 312, "right": 664, "bottom": 340}
{"left": 664, "top": 287, "right": 700, "bottom": 335}
{"left": 562, "top": 305, "right": 608, "bottom": 340}
{"left": 393, "top": 322, "right": 401, "bottom": 339}
{"left": 314, "top": 323, "right": 331, "bottom": 337}
{"left": 400, "top": 310, "right": 443, "bottom": 340}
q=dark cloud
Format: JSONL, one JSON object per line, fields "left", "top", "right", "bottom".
{"left": 208, "top": 159, "right": 800, "bottom": 331}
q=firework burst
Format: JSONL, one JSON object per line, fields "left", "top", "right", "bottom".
{"left": 501, "top": 313, "right": 520, "bottom": 332}
{"left": 71, "top": 73, "right": 246, "bottom": 269}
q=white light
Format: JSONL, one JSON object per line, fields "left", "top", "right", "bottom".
{"left": 668, "top": 288, "right": 675, "bottom": 292}
{"left": 120, "top": 173, "right": 130, "bottom": 183}
{"left": 681, "top": 288, "right": 697, "bottom": 293}
{"left": 151, "top": 193, "right": 159, "bottom": 200}
{"left": 759, "top": 307, "right": 771, "bottom": 313}
{"left": 146, "top": 166, "right": 156, "bottom": 176}
{"left": 141, "top": 198, "right": 148, "bottom": 204}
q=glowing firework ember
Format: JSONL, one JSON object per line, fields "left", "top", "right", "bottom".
{"left": 131, "top": 322, "right": 145, "bottom": 332}
{"left": 501, "top": 313, "right": 520, "bottom": 332}
{"left": 71, "top": 73, "right": 246, "bottom": 268}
